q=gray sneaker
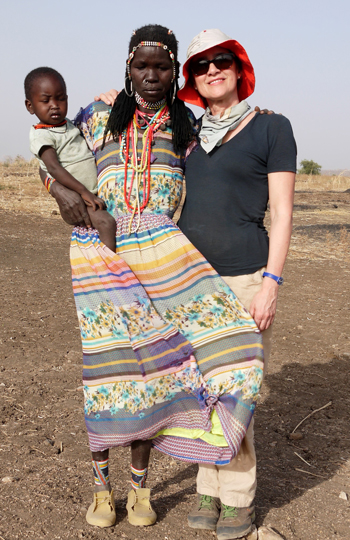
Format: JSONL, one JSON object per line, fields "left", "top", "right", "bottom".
{"left": 216, "top": 504, "right": 255, "bottom": 539}
{"left": 188, "top": 494, "right": 221, "bottom": 530}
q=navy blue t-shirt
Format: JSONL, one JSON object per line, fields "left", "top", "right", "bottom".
{"left": 178, "top": 113, "right": 297, "bottom": 276}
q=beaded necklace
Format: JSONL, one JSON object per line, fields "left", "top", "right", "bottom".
{"left": 119, "top": 105, "right": 170, "bottom": 232}
{"left": 135, "top": 92, "right": 166, "bottom": 111}
{"left": 34, "top": 120, "right": 67, "bottom": 130}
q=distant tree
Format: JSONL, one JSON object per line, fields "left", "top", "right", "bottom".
{"left": 298, "top": 159, "right": 322, "bottom": 175}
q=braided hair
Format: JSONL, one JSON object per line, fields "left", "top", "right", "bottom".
{"left": 103, "top": 24, "right": 193, "bottom": 153}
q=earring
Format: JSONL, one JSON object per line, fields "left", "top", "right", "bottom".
{"left": 170, "top": 79, "right": 177, "bottom": 105}
{"left": 124, "top": 77, "right": 134, "bottom": 97}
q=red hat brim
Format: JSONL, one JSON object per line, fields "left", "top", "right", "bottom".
{"left": 178, "top": 39, "right": 255, "bottom": 108}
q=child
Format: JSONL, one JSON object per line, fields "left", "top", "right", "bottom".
{"left": 24, "top": 67, "right": 116, "bottom": 251}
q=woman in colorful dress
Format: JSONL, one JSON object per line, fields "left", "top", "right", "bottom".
{"left": 45, "top": 25, "right": 264, "bottom": 532}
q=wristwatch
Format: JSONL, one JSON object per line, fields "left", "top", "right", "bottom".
{"left": 262, "top": 272, "right": 284, "bottom": 285}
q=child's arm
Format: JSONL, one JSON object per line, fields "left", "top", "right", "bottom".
{"left": 40, "top": 146, "right": 105, "bottom": 211}
{"left": 39, "top": 167, "right": 93, "bottom": 227}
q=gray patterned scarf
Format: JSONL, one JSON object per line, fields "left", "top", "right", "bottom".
{"left": 200, "top": 100, "right": 251, "bottom": 153}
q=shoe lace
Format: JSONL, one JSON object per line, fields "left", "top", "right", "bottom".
{"left": 199, "top": 495, "right": 215, "bottom": 510}
{"left": 221, "top": 504, "right": 238, "bottom": 519}
{"left": 96, "top": 494, "right": 112, "bottom": 509}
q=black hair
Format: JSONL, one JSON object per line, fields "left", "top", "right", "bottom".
{"left": 24, "top": 67, "right": 66, "bottom": 100}
{"left": 103, "top": 24, "right": 193, "bottom": 154}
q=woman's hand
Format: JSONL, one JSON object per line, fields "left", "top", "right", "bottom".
{"left": 249, "top": 280, "right": 279, "bottom": 331}
{"left": 81, "top": 190, "right": 106, "bottom": 211}
{"left": 254, "top": 106, "right": 275, "bottom": 115}
{"left": 94, "top": 89, "right": 119, "bottom": 106}
{"left": 50, "top": 181, "right": 92, "bottom": 227}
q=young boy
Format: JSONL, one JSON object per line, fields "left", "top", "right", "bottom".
{"left": 25, "top": 67, "right": 116, "bottom": 251}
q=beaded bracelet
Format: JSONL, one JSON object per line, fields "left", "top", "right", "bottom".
{"left": 44, "top": 175, "right": 56, "bottom": 194}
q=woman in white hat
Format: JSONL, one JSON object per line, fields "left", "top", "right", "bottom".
{"left": 176, "top": 29, "right": 296, "bottom": 539}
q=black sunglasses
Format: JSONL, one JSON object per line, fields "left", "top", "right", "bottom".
{"left": 190, "top": 53, "right": 236, "bottom": 76}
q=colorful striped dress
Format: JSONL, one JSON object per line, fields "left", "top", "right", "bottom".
{"left": 71, "top": 102, "right": 264, "bottom": 465}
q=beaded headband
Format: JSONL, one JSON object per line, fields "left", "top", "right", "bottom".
{"left": 126, "top": 41, "right": 176, "bottom": 82}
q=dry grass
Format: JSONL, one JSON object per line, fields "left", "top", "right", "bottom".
{"left": 296, "top": 173, "right": 350, "bottom": 191}
{"left": 288, "top": 228, "right": 350, "bottom": 263}
{"left": 0, "top": 156, "right": 58, "bottom": 216}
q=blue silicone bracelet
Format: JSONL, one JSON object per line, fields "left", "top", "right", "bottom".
{"left": 262, "top": 272, "right": 284, "bottom": 285}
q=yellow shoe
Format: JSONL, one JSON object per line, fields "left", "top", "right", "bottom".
{"left": 126, "top": 488, "right": 157, "bottom": 527}
{"left": 86, "top": 489, "right": 116, "bottom": 528}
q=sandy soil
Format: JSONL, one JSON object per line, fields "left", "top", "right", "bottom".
{"left": 0, "top": 187, "right": 349, "bottom": 540}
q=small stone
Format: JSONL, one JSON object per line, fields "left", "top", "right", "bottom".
{"left": 51, "top": 210, "right": 59, "bottom": 215}
{"left": 343, "top": 353, "right": 350, "bottom": 360}
{"left": 44, "top": 438, "right": 54, "bottom": 446}
{"left": 339, "top": 491, "right": 348, "bottom": 500}
{"left": 246, "top": 524, "right": 258, "bottom": 539}
{"left": 2, "top": 476, "right": 16, "bottom": 483}
{"left": 258, "top": 526, "right": 284, "bottom": 539}
{"left": 289, "top": 432, "right": 303, "bottom": 440}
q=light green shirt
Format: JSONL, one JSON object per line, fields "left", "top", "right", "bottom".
{"left": 29, "top": 119, "right": 98, "bottom": 194}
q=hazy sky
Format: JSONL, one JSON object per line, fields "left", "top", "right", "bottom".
{"left": 2, "top": 0, "right": 349, "bottom": 170}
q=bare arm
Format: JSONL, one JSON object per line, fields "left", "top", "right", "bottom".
{"left": 40, "top": 146, "right": 104, "bottom": 211}
{"left": 249, "top": 171, "right": 295, "bottom": 331}
{"left": 39, "top": 167, "right": 93, "bottom": 227}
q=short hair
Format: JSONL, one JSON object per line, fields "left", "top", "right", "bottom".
{"left": 24, "top": 67, "right": 66, "bottom": 100}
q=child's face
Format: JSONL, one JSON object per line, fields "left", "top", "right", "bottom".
{"left": 25, "top": 75, "right": 68, "bottom": 125}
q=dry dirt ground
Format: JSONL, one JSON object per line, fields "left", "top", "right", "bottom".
{"left": 0, "top": 167, "right": 350, "bottom": 540}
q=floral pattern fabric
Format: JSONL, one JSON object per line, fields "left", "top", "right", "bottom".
{"left": 69, "top": 103, "right": 264, "bottom": 464}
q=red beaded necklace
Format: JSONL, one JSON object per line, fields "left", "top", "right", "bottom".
{"left": 34, "top": 120, "right": 67, "bottom": 130}
{"left": 119, "top": 105, "right": 170, "bottom": 218}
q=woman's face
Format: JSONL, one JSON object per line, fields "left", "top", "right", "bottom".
{"left": 191, "top": 46, "right": 240, "bottom": 109}
{"left": 130, "top": 46, "right": 174, "bottom": 104}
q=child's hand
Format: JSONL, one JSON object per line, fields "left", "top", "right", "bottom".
{"left": 81, "top": 190, "right": 106, "bottom": 211}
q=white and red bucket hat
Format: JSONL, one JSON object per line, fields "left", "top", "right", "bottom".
{"left": 178, "top": 29, "right": 255, "bottom": 108}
